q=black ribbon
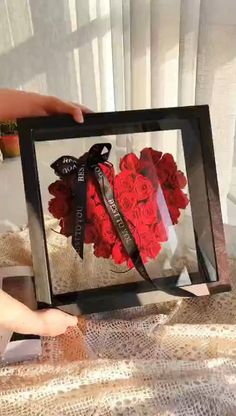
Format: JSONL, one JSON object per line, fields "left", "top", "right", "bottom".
{"left": 51, "top": 144, "right": 110, "bottom": 259}
{"left": 51, "top": 143, "right": 194, "bottom": 297}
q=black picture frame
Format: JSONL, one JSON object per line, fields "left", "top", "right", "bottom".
{"left": 17, "top": 105, "right": 230, "bottom": 315}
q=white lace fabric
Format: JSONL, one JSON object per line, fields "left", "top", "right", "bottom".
{"left": 0, "top": 223, "right": 236, "bottom": 415}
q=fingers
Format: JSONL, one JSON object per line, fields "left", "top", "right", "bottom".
{"left": 64, "top": 312, "right": 78, "bottom": 327}
{"left": 72, "top": 106, "right": 84, "bottom": 123}
{"left": 35, "top": 308, "right": 78, "bottom": 337}
{"left": 0, "top": 89, "right": 93, "bottom": 121}
{"left": 70, "top": 102, "right": 93, "bottom": 114}
{"left": 69, "top": 103, "right": 93, "bottom": 123}
{"left": 44, "top": 96, "right": 93, "bottom": 123}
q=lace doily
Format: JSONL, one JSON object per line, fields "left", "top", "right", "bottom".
{"left": 0, "top": 222, "right": 236, "bottom": 415}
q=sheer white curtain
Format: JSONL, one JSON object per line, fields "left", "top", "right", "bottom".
{"left": 0, "top": 0, "right": 236, "bottom": 228}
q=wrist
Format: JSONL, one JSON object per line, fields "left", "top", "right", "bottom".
{"left": 0, "top": 307, "right": 39, "bottom": 335}
{"left": 10, "top": 309, "right": 46, "bottom": 336}
{"left": 29, "top": 310, "right": 48, "bottom": 336}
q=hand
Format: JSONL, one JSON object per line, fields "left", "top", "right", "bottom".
{"left": 0, "top": 289, "right": 78, "bottom": 337}
{"left": 34, "top": 308, "right": 78, "bottom": 337}
{"left": 0, "top": 89, "right": 92, "bottom": 123}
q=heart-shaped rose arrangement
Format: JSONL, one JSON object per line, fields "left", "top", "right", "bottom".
{"left": 48, "top": 147, "right": 189, "bottom": 268}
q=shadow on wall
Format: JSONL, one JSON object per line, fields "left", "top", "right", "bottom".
{"left": 0, "top": 0, "right": 109, "bottom": 109}
{"left": 1, "top": 1, "right": 236, "bottom": 107}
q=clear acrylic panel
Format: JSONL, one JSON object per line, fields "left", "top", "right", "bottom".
{"left": 35, "top": 130, "right": 199, "bottom": 295}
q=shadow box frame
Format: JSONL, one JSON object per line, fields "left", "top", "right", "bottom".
{"left": 17, "top": 105, "right": 230, "bottom": 315}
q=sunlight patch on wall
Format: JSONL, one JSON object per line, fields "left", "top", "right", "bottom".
{"left": 97, "top": 0, "right": 115, "bottom": 111}
{"left": 92, "top": 37, "right": 101, "bottom": 111}
{"left": 4, "top": 0, "right": 34, "bottom": 48}
{"left": 89, "top": 0, "right": 97, "bottom": 21}
{"left": 68, "top": 0, "right": 77, "bottom": 32}
{"left": 0, "top": 0, "right": 13, "bottom": 54}
{"left": 73, "top": 48, "right": 82, "bottom": 104}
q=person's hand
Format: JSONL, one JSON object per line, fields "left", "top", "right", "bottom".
{"left": 34, "top": 308, "right": 78, "bottom": 337}
{"left": 0, "top": 89, "right": 91, "bottom": 123}
{"left": 0, "top": 289, "right": 78, "bottom": 337}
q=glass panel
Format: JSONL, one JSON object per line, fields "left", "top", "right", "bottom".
{"left": 35, "top": 130, "right": 201, "bottom": 295}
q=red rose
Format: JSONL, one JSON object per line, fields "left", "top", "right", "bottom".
{"left": 125, "top": 232, "right": 153, "bottom": 266}
{"left": 137, "top": 222, "right": 164, "bottom": 260}
{"left": 139, "top": 160, "right": 159, "bottom": 187}
{"left": 173, "top": 188, "right": 189, "bottom": 209}
{"left": 163, "top": 188, "right": 173, "bottom": 205}
{"left": 127, "top": 221, "right": 135, "bottom": 234}
{"left": 112, "top": 239, "right": 128, "bottom": 265}
{"left": 114, "top": 171, "right": 135, "bottom": 195}
{"left": 94, "top": 242, "right": 112, "bottom": 258}
{"left": 158, "top": 153, "right": 177, "bottom": 176}
{"left": 48, "top": 198, "right": 70, "bottom": 219}
{"left": 168, "top": 173, "right": 177, "bottom": 188}
{"left": 101, "top": 219, "right": 117, "bottom": 245}
{"left": 93, "top": 190, "right": 103, "bottom": 206}
{"left": 48, "top": 180, "right": 71, "bottom": 198}
{"left": 125, "top": 207, "right": 140, "bottom": 226}
{"left": 140, "top": 198, "right": 158, "bottom": 225}
{"left": 120, "top": 153, "right": 140, "bottom": 172}
{"left": 134, "top": 229, "right": 143, "bottom": 249}
{"left": 127, "top": 257, "right": 134, "bottom": 269}
{"left": 134, "top": 224, "right": 150, "bottom": 247}
{"left": 94, "top": 203, "right": 108, "bottom": 220}
{"left": 99, "top": 162, "right": 115, "bottom": 185}
{"left": 59, "top": 215, "right": 73, "bottom": 237}
{"left": 86, "top": 197, "right": 97, "bottom": 220}
{"left": 175, "top": 170, "right": 187, "bottom": 189}
{"left": 135, "top": 225, "right": 162, "bottom": 259}
{"left": 144, "top": 240, "right": 162, "bottom": 259}
{"left": 151, "top": 221, "right": 168, "bottom": 242}
{"left": 117, "top": 192, "right": 137, "bottom": 213}
{"left": 168, "top": 170, "right": 187, "bottom": 189}
{"left": 85, "top": 223, "right": 99, "bottom": 244}
{"left": 168, "top": 206, "right": 181, "bottom": 224}
{"left": 140, "top": 148, "right": 162, "bottom": 165}
{"left": 163, "top": 188, "right": 184, "bottom": 223}
{"left": 126, "top": 222, "right": 142, "bottom": 248}
{"left": 87, "top": 176, "right": 102, "bottom": 206}
{"left": 134, "top": 174, "right": 154, "bottom": 201}
{"left": 87, "top": 176, "right": 97, "bottom": 199}
{"left": 156, "top": 166, "right": 168, "bottom": 185}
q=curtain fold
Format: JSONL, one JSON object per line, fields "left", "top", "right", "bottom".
{"left": 195, "top": 0, "right": 236, "bottom": 222}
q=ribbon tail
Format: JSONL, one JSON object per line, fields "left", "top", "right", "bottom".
{"left": 93, "top": 165, "right": 195, "bottom": 298}
{"left": 125, "top": 242, "right": 195, "bottom": 296}
{"left": 71, "top": 163, "right": 87, "bottom": 259}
